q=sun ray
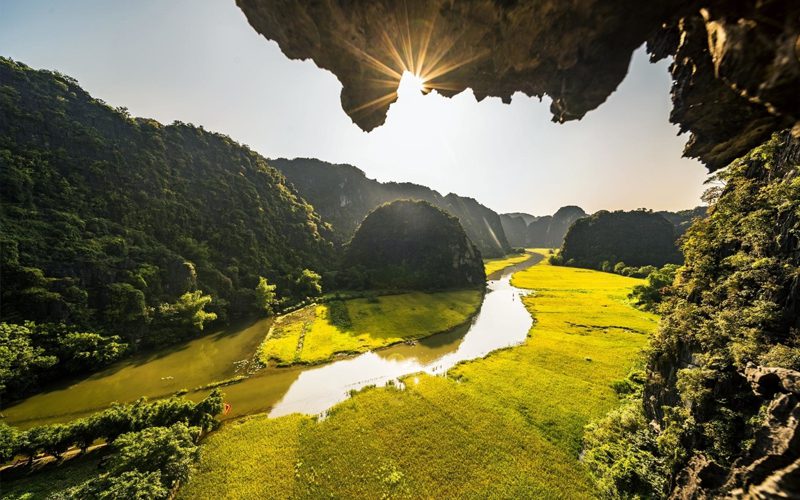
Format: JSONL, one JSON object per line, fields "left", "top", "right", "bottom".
{"left": 340, "top": 6, "right": 488, "bottom": 115}
{"left": 381, "top": 31, "right": 408, "bottom": 74}
{"left": 401, "top": 5, "right": 416, "bottom": 75}
{"left": 366, "top": 77, "right": 407, "bottom": 88}
{"left": 423, "top": 81, "right": 467, "bottom": 92}
{"left": 415, "top": 13, "right": 437, "bottom": 78}
{"left": 421, "top": 50, "right": 489, "bottom": 83}
{"left": 344, "top": 40, "right": 403, "bottom": 81}
{"left": 347, "top": 91, "right": 399, "bottom": 115}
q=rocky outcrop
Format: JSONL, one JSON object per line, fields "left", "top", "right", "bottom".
{"left": 530, "top": 206, "right": 587, "bottom": 248}
{"left": 671, "top": 365, "right": 800, "bottom": 499}
{"left": 236, "top": 0, "right": 799, "bottom": 170}
{"left": 657, "top": 207, "right": 707, "bottom": 236}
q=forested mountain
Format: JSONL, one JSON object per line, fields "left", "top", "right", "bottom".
{"left": 526, "top": 206, "right": 587, "bottom": 247}
{"left": 343, "top": 200, "right": 485, "bottom": 290}
{"left": 559, "top": 210, "right": 683, "bottom": 268}
{"left": 656, "top": 206, "right": 707, "bottom": 235}
{"left": 499, "top": 206, "right": 587, "bottom": 248}
{"left": 271, "top": 157, "right": 512, "bottom": 257}
{"left": 0, "top": 58, "right": 333, "bottom": 387}
{"left": 502, "top": 206, "right": 706, "bottom": 250}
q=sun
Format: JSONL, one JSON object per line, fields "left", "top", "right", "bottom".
{"left": 397, "top": 71, "right": 427, "bottom": 97}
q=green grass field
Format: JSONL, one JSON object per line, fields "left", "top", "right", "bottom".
{"left": 259, "top": 290, "right": 483, "bottom": 366}
{"left": 483, "top": 252, "right": 532, "bottom": 275}
{"left": 181, "top": 254, "right": 656, "bottom": 498}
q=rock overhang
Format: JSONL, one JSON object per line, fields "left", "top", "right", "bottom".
{"left": 236, "top": 0, "right": 799, "bottom": 171}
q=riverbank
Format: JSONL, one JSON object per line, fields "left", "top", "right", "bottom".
{"left": 258, "top": 290, "right": 484, "bottom": 367}
{"left": 483, "top": 251, "right": 534, "bottom": 276}
{"left": 180, "top": 254, "right": 656, "bottom": 498}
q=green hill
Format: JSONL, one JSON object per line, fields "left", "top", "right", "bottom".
{"left": 343, "top": 200, "right": 485, "bottom": 290}
{"left": 0, "top": 58, "right": 333, "bottom": 351}
{"left": 560, "top": 210, "right": 682, "bottom": 268}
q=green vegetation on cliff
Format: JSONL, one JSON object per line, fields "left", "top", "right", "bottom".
{"left": 342, "top": 200, "right": 486, "bottom": 290}
{"left": 0, "top": 59, "right": 332, "bottom": 399}
{"left": 585, "top": 132, "right": 800, "bottom": 497}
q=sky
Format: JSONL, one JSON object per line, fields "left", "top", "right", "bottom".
{"left": 0, "top": 0, "right": 709, "bottom": 215}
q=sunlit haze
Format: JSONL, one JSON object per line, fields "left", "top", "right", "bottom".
{"left": 0, "top": 0, "right": 709, "bottom": 214}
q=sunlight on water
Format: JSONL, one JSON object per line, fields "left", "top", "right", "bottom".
{"left": 266, "top": 268, "right": 533, "bottom": 417}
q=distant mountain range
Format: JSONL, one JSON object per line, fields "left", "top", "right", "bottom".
{"left": 500, "top": 206, "right": 587, "bottom": 248}
{"left": 271, "top": 158, "right": 513, "bottom": 258}
{"left": 500, "top": 206, "right": 707, "bottom": 250}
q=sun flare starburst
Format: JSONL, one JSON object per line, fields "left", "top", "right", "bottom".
{"left": 343, "top": 7, "right": 487, "bottom": 117}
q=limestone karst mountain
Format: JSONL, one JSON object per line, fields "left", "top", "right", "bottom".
{"left": 272, "top": 157, "right": 512, "bottom": 258}
{"left": 343, "top": 200, "right": 486, "bottom": 290}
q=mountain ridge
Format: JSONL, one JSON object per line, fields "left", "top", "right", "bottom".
{"left": 271, "top": 157, "right": 512, "bottom": 258}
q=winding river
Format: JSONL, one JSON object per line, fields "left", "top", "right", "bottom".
{"left": 2, "top": 253, "right": 541, "bottom": 428}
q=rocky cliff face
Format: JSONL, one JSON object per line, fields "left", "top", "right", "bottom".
{"left": 500, "top": 206, "right": 587, "bottom": 249}
{"left": 643, "top": 132, "right": 800, "bottom": 498}
{"left": 272, "top": 157, "right": 511, "bottom": 257}
{"left": 670, "top": 365, "right": 800, "bottom": 498}
{"left": 236, "top": 0, "right": 799, "bottom": 170}
{"left": 499, "top": 213, "right": 529, "bottom": 248}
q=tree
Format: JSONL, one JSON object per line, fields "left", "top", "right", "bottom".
{"left": 109, "top": 423, "right": 199, "bottom": 488}
{"left": 158, "top": 290, "right": 217, "bottom": 332}
{"left": 105, "top": 283, "right": 147, "bottom": 326}
{"left": 70, "top": 418, "right": 97, "bottom": 454}
{"left": 58, "top": 471, "right": 169, "bottom": 500}
{"left": 629, "top": 264, "right": 679, "bottom": 311}
{"left": 0, "top": 422, "right": 19, "bottom": 463}
{"left": 57, "top": 331, "right": 127, "bottom": 371}
{"left": 295, "top": 269, "right": 322, "bottom": 298}
{"left": 39, "top": 423, "right": 72, "bottom": 460}
{"left": 0, "top": 322, "right": 57, "bottom": 398}
{"left": 254, "top": 277, "right": 278, "bottom": 315}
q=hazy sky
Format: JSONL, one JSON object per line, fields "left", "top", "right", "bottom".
{"left": 0, "top": 0, "right": 708, "bottom": 215}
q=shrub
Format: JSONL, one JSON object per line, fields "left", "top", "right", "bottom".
{"left": 583, "top": 403, "right": 669, "bottom": 499}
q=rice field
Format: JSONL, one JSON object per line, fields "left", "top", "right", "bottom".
{"left": 258, "top": 290, "right": 483, "bottom": 366}
{"left": 181, "top": 255, "right": 656, "bottom": 498}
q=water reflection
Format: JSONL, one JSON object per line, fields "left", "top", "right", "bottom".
{"left": 228, "top": 254, "right": 541, "bottom": 419}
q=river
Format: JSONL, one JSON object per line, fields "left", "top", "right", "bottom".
{"left": 2, "top": 253, "right": 542, "bottom": 427}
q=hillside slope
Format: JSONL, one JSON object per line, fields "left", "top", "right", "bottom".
{"left": 343, "top": 200, "right": 485, "bottom": 289}
{"left": 271, "top": 157, "right": 511, "bottom": 257}
{"left": 560, "top": 210, "right": 682, "bottom": 268}
{"left": 0, "top": 58, "right": 333, "bottom": 349}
